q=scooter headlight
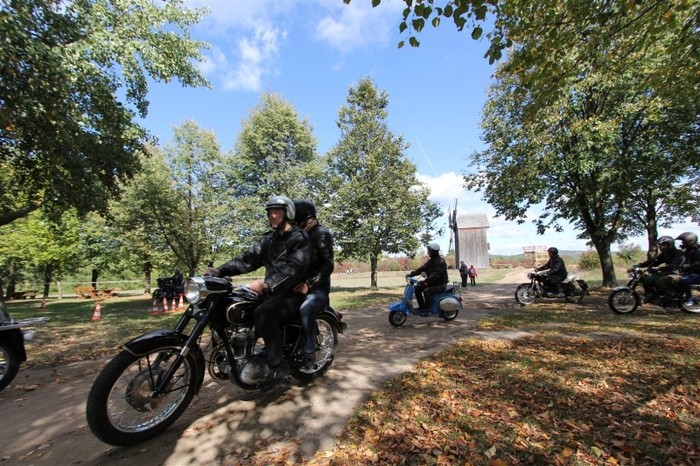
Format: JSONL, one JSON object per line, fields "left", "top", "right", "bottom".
{"left": 184, "top": 277, "right": 208, "bottom": 305}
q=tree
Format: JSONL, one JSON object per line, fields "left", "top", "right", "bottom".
{"left": 466, "top": 28, "right": 698, "bottom": 286}
{"left": 114, "top": 122, "right": 231, "bottom": 277}
{"left": 229, "top": 92, "right": 324, "bottom": 250}
{"left": 0, "top": 0, "right": 209, "bottom": 227}
{"left": 326, "top": 78, "right": 442, "bottom": 289}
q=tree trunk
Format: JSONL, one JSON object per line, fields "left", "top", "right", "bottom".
{"left": 370, "top": 254, "right": 378, "bottom": 290}
{"left": 143, "top": 261, "right": 153, "bottom": 294}
{"left": 43, "top": 266, "right": 53, "bottom": 299}
{"left": 591, "top": 238, "right": 617, "bottom": 287}
{"left": 91, "top": 268, "right": 99, "bottom": 290}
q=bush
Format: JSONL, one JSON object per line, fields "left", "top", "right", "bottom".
{"left": 578, "top": 251, "right": 600, "bottom": 270}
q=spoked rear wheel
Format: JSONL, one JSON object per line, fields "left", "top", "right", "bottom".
{"left": 608, "top": 289, "right": 640, "bottom": 314}
{"left": 86, "top": 345, "right": 198, "bottom": 446}
{"left": 291, "top": 315, "right": 339, "bottom": 382}
{"left": 515, "top": 284, "right": 537, "bottom": 305}
{"left": 442, "top": 309, "right": 459, "bottom": 321}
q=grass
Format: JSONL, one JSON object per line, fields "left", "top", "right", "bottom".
{"left": 5, "top": 269, "right": 699, "bottom": 465}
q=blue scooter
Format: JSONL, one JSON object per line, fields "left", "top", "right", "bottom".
{"left": 387, "top": 275, "right": 462, "bottom": 327}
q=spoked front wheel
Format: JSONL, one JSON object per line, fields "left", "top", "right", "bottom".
{"left": 514, "top": 284, "right": 537, "bottom": 305}
{"left": 86, "top": 345, "right": 198, "bottom": 446}
{"left": 0, "top": 339, "right": 21, "bottom": 392}
{"left": 608, "top": 289, "right": 640, "bottom": 314}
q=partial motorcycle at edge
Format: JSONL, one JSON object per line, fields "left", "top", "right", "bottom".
{"left": 514, "top": 270, "right": 590, "bottom": 306}
{"left": 86, "top": 275, "right": 348, "bottom": 446}
{"left": 0, "top": 300, "right": 48, "bottom": 392}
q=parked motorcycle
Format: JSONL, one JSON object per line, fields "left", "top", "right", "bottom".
{"left": 608, "top": 265, "right": 700, "bottom": 314}
{"left": 514, "top": 270, "right": 590, "bottom": 305}
{"left": 151, "top": 274, "right": 184, "bottom": 302}
{"left": 0, "top": 300, "right": 48, "bottom": 391}
{"left": 86, "top": 275, "right": 348, "bottom": 446}
{"left": 387, "top": 275, "right": 462, "bottom": 327}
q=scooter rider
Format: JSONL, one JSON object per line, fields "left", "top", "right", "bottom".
{"left": 407, "top": 243, "right": 448, "bottom": 312}
{"left": 536, "top": 247, "right": 568, "bottom": 297}
{"left": 676, "top": 232, "right": 700, "bottom": 307}
{"left": 204, "top": 195, "right": 310, "bottom": 387}
{"left": 293, "top": 199, "right": 334, "bottom": 373}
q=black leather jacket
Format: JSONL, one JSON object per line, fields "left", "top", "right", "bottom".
{"left": 537, "top": 256, "right": 568, "bottom": 281}
{"left": 410, "top": 255, "right": 448, "bottom": 287}
{"left": 638, "top": 246, "right": 685, "bottom": 275}
{"left": 681, "top": 246, "right": 700, "bottom": 274}
{"left": 304, "top": 223, "right": 334, "bottom": 293}
{"left": 218, "top": 226, "right": 310, "bottom": 295}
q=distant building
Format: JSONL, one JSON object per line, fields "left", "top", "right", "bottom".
{"left": 523, "top": 245, "right": 548, "bottom": 267}
{"left": 455, "top": 214, "right": 490, "bottom": 269}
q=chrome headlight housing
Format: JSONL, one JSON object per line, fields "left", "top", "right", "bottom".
{"left": 184, "top": 277, "right": 208, "bottom": 305}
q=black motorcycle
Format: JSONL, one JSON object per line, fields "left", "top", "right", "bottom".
{"left": 86, "top": 275, "right": 348, "bottom": 446}
{"left": 0, "top": 300, "right": 48, "bottom": 391}
{"left": 151, "top": 274, "right": 184, "bottom": 302}
{"left": 514, "top": 270, "right": 590, "bottom": 305}
{"left": 608, "top": 265, "right": 700, "bottom": 314}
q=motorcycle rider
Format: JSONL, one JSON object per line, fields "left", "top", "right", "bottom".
{"left": 676, "top": 232, "right": 700, "bottom": 307}
{"left": 536, "top": 247, "right": 568, "bottom": 297}
{"left": 204, "top": 195, "right": 310, "bottom": 387}
{"left": 407, "top": 243, "right": 448, "bottom": 313}
{"left": 632, "top": 235, "right": 685, "bottom": 307}
{"left": 293, "top": 199, "right": 334, "bottom": 373}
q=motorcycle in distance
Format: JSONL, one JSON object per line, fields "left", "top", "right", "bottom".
{"left": 608, "top": 265, "right": 700, "bottom": 315}
{"left": 0, "top": 299, "right": 48, "bottom": 391}
{"left": 86, "top": 275, "right": 348, "bottom": 446}
{"left": 514, "top": 270, "right": 590, "bottom": 306}
{"left": 387, "top": 273, "right": 462, "bottom": 327}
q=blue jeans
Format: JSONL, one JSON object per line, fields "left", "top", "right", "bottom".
{"left": 299, "top": 288, "right": 329, "bottom": 354}
{"left": 680, "top": 273, "right": 700, "bottom": 300}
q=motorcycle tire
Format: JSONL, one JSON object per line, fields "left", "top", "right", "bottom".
{"left": 608, "top": 289, "right": 640, "bottom": 314}
{"left": 86, "top": 344, "right": 199, "bottom": 446}
{"left": 0, "top": 339, "right": 20, "bottom": 392}
{"left": 388, "top": 311, "right": 407, "bottom": 327}
{"left": 515, "top": 284, "right": 537, "bottom": 306}
{"left": 291, "top": 314, "right": 339, "bottom": 382}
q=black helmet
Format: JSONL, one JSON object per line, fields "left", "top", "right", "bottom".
{"left": 547, "top": 247, "right": 558, "bottom": 255}
{"left": 265, "top": 195, "right": 295, "bottom": 220}
{"left": 294, "top": 199, "right": 317, "bottom": 223}
{"left": 676, "top": 231, "right": 698, "bottom": 249}
{"left": 657, "top": 235, "right": 675, "bottom": 247}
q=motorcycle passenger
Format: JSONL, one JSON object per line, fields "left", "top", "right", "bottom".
{"left": 293, "top": 199, "right": 334, "bottom": 373}
{"left": 632, "top": 235, "right": 685, "bottom": 307}
{"left": 204, "top": 195, "right": 310, "bottom": 387}
{"left": 677, "top": 232, "right": 700, "bottom": 307}
{"left": 407, "top": 243, "right": 448, "bottom": 312}
{"left": 536, "top": 247, "right": 568, "bottom": 297}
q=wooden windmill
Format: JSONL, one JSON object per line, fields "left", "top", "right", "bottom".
{"left": 447, "top": 199, "right": 459, "bottom": 268}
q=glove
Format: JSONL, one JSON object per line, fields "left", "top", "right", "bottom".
{"left": 415, "top": 282, "right": 428, "bottom": 291}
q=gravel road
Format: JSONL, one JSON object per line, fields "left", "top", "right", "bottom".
{"left": 0, "top": 273, "right": 525, "bottom": 465}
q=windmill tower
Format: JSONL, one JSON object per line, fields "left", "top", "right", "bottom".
{"left": 447, "top": 199, "right": 459, "bottom": 268}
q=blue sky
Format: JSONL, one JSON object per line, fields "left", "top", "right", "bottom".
{"left": 140, "top": 0, "right": 695, "bottom": 256}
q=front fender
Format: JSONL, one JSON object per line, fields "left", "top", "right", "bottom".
{"left": 388, "top": 300, "right": 409, "bottom": 313}
{"left": 612, "top": 286, "right": 633, "bottom": 293}
{"left": 122, "top": 329, "right": 206, "bottom": 394}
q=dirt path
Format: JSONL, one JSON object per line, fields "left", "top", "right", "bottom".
{"left": 0, "top": 279, "right": 525, "bottom": 465}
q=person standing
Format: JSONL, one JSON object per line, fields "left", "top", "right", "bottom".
{"left": 459, "top": 261, "right": 468, "bottom": 287}
{"left": 293, "top": 199, "right": 334, "bottom": 373}
{"left": 204, "top": 195, "right": 309, "bottom": 387}
{"left": 468, "top": 264, "right": 478, "bottom": 287}
{"left": 408, "top": 243, "right": 448, "bottom": 312}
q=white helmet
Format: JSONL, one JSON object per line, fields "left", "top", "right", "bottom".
{"left": 427, "top": 242, "right": 440, "bottom": 253}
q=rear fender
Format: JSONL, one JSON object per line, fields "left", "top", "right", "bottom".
{"left": 320, "top": 307, "right": 349, "bottom": 335}
{"left": 122, "top": 330, "right": 206, "bottom": 394}
{"left": 0, "top": 328, "right": 27, "bottom": 362}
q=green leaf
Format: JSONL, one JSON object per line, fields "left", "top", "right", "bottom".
{"left": 432, "top": 17, "right": 441, "bottom": 28}
{"left": 409, "top": 36, "right": 420, "bottom": 47}
{"left": 471, "top": 26, "right": 483, "bottom": 40}
{"left": 412, "top": 18, "right": 425, "bottom": 33}
{"left": 371, "top": 0, "right": 381, "bottom": 7}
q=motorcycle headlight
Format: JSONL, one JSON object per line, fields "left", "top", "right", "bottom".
{"left": 184, "top": 277, "right": 208, "bottom": 305}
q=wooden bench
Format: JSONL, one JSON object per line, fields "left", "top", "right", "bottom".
{"left": 75, "top": 286, "right": 98, "bottom": 299}
{"left": 11, "top": 291, "right": 27, "bottom": 300}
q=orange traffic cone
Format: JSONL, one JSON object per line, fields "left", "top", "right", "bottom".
{"left": 162, "top": 297, "right": 169, "bottom": 313}
{"left": 170, "top": 298, "right": 176, "bottom": 313}
{"left": 177, "top": 294, "right": 184, "bottom": 310}
{"left": 150, "top": 299, "right": 160, "bottom": 316}
{"left": 39, "top": 299, "right": 47, "bottom": 312}
{"left": 91, "top": 302, "right": 102, "bottom": 321}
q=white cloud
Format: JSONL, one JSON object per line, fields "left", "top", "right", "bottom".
{"left": 314, "top": 0, "right": 403, "bottom": 53}
{"left": 220, "top": 25, "right": 286, "bottom": 92}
